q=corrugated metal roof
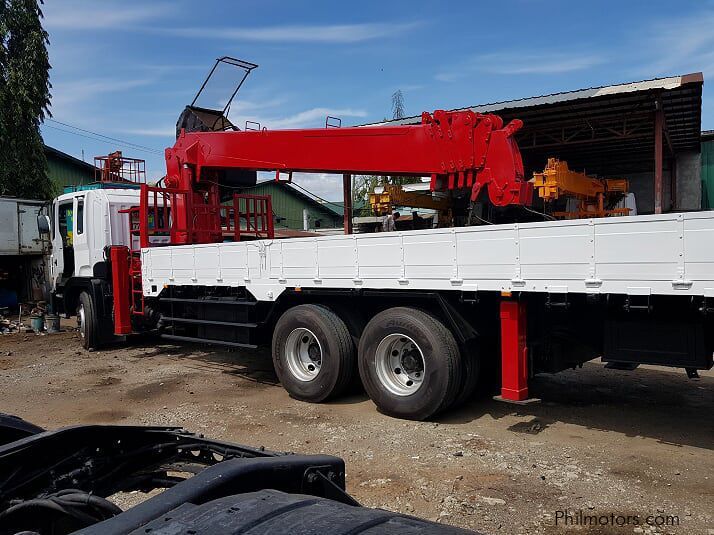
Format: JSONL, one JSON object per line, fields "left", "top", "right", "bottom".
{"left": 364, "top": 73, "right": 704, "bottom": 178}
{"left": 365, "top": 73, "right": 702, "bottom": 127}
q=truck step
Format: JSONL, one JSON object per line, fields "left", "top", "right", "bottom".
{"left": 160, "top": 333, "right": 258, "bottom": 349}
{"left": 162, "top": 316, "right": 258, "bottom": 328}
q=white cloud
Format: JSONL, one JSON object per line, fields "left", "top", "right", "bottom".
{"left": 121, "top": 126, "right": 176, "bottom": 138}
{"left": 635, "top": 10, "right": 714, "bottom": 76}
{"left": 115, "top": 103, "right": 367, "bottom": 143}
{"left": 261, "top": 108, "right": 367, "bottom": 129}
{"left": 43, "top": 2, "right": 169, "bottom": 30}
{"left": 231, "top": 98, "right": 289, "bottom": 114}
{"left": 50, "top": 78, "right": 157, "bottom": 120}
{"left": 162, "top": 22, "right": 422, "bottom": 44}
{"left": 120, "top": 106, "right": 367, "bottom": 137}
{"left": 436, "top": 52, "right": 604, "bottom": 82}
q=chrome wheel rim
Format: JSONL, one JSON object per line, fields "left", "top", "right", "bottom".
{"left": 375, "top": 334, "right": 425, "bottom": 396}
{"left": 285, "top": 328, "right": 322, "bottom": 382}
{"left": 77, "top": 303, "right": 86, "bottom": 339}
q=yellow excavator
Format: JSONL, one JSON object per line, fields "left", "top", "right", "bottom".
{"left": 369, "top": 183, "right": 452, "bottom": 225}
{"left": 532, "top": 158, "right": 630, "bottom": 219}
{"left": 370, "top": 158, "right": 630, "bottom": 223}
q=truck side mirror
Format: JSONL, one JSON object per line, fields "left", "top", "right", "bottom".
{"left": 37, "top": 214, "right": 51, "bottom": 235}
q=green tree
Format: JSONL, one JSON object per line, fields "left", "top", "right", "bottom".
{"left": 0, "top": 0, "right": 54, "bottom": 200}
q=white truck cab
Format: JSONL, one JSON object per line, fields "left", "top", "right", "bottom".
{"left": 48, "top": 188, "right": 140, "bottom": 336}
{"left": 50, "top": 189, "right": 138, "bottom": 286}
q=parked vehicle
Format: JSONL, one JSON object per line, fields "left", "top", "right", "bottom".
{"left": 0, "top": 415, "right": 474, "bottom": 534}
{"left": 0, "top": 197, "right": 48, "bottom": 304}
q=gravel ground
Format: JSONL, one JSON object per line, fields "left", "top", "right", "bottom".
{"left": 0, "top": 324, "right": 712, "bottom": 534}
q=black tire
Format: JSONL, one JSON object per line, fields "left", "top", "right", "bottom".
{"left": 272, "top": 304, "right": 355, "bottom": 403}
{"left": 328, "top": 303, "right": 366, "bottom": 349}
{"left": 77, "top": 291, "right": 102, "bottom": 350}
{"left": 327, "top": 303, "right": 367, "bottom": 392}
{"left": 358, "top": 307, "right": 463, "bottom": 420}
{"left": 142, "top": 489, "right": 474, "bottom": 534}
{"left": 451, "top": 344, "right": 480, "bottom": 409}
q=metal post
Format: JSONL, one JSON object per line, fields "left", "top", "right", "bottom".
{"left": 499, "top": 298, "right": 529, "bottom": 401}
{"left": 343, "top": 173, "right": 353, "bottom": 234}
{"left": 670, "top": 156, "right": 677, "bottom": 211}
{"left": 654, "top": 100, "right": 664, "bottom": 214}
{"left": 303, "top": 209, "right": 310, "bottom": 231}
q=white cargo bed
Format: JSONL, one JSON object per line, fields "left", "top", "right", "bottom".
{"left": 141, "top": 211, "right": 714, "bottom": 302}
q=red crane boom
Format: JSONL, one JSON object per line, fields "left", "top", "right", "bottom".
{"left": 151, "top": 109, "right": 530, "bottom": 245}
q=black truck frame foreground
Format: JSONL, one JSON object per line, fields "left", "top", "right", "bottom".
{"left": 0, "top": 415, "right": 476, "bottom": 535}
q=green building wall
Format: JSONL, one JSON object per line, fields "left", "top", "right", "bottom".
{"left": 703, "top": 137, "right": 714, "bottom": 210}
{"left": 238, "top": 182, "right": 342, "bottom": 230}
{"left": 45, "top": 146, "right": 95, "bottom": 194}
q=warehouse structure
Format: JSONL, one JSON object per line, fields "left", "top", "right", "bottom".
{"left": 379, "top": 73, "right": 704, "bottom": 215}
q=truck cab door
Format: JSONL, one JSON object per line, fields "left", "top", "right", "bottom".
{"left": 72, "top": 196, "right": 91, "bottom": 276}
{"left": 51, "top": 200, "right": 72, "bottom": 284}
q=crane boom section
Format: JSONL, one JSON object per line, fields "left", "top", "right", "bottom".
{"left": 159, "top": 109, "right": 531, "bottom": 245}
{"left": 164, "top": 110, "right": 530, "bottom": 206}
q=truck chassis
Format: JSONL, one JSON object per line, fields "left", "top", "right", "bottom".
{"left": 90, "top": 209, "right": 714, "bottom": 420}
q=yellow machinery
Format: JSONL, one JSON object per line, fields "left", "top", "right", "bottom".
{"left": 369, "top": 183, "right": 451, "bottom": 220}
{"left": 533, "top": 158, "right": 630, "bottom": 219}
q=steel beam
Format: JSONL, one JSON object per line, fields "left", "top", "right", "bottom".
{"left": 654, "top": 100, "right": 664, "bottom": 214}
{"left": 343, "top": 173, "right": 353, "bottom": 235}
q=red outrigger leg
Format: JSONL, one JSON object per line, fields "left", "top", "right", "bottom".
{"left": 499, "top": 298, "right": 529, "bottom": 401}
{"left": 110, "top": 246, "right": 132, "bottom": 335}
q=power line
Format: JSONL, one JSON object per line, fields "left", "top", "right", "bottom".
{"left": 289, "top": 181, "right": 345, "bottom": 210}
{"left": 44, "top": 119, "right": 164, "bottom": 155}
{"left": 42, "top": 124, "right": 163, "bottom": 157}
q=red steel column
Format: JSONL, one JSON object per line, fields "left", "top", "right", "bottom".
{"left": 654, "top": 101, "right": 664, "bottom": 214}
{"left": 110, "top": 246, "right": 132, "bottom": 335}
{"left": 499, "top": 298, "right": 529, "bottom": 401}
{"left": 343, "top": 173, "right": 353, "bottom": 234}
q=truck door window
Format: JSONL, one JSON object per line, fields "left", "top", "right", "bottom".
{"left": 58, "top": 202, "right": 73, "bottom": 246}
{"left": 76, "top": 198, "right": 85, "bottom": 235}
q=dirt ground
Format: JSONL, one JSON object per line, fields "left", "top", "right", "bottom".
{"left": 0, "top": 323, "right": 712, "bottom": 535}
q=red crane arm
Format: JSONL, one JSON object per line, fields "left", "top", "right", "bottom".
{"left": 164, "top": 109, "right": 531, "bottom": 207}
{"left": 152, "top": 109, "right": 531, "bottom": 245}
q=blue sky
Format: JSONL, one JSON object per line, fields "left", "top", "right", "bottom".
{"left": 41, "top": 0, "right": 714, "bottom": 199}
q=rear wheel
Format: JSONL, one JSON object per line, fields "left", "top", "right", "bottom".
{"left": 328, "top": 303, "right": 367, "bottom": 392}
{"left": 451, "top": 346, "right": 480, "bottom": 408}
{"left": 272, "top": 304, "right": 355, "bottom": 402}
{"left": 358, "top": 307, "right": 463, "bottom": 420}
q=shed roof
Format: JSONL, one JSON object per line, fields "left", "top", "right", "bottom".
{"left": 369, "top": 73, "right": 704, "bottom": 176}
